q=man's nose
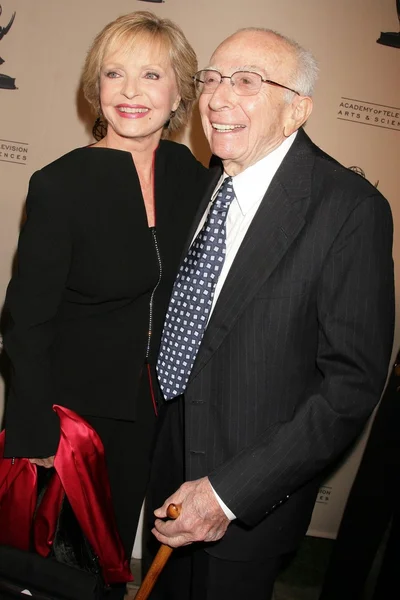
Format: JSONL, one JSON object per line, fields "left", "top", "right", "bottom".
{"left": 208, "top": 78, "right": 236, "bottom": 110}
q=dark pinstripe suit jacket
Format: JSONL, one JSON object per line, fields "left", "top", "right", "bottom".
{"left": 163, "top": 128, "right": 395, "bottom": 560}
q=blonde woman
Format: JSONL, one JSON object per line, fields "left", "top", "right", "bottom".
{"left": 3, "top": 12, "right": 210, "bottom": 596}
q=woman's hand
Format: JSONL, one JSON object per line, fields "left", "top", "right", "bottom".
{"left": 28, "top": 456, "right": 55, "bottom": 468}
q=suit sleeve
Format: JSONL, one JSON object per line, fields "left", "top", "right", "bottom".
{"left": 209, "top": 192, "right": 395, "bottom": 526}
{"left": 3, "top": 170, "right": 72, "bottom": 458}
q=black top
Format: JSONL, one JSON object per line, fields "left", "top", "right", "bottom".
{"left": 3, "top": 140, "right": 211, "bottom": 457}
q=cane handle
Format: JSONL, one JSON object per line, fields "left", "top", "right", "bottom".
{"left": 134, "top": 503, "right": 182, "bottom": 600}
{"left": 166, "top": 502, "right": 181, "bottom": 519}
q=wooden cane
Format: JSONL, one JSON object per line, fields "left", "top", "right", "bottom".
{"left": 134, "top": 503, "right": 181, "bottom": 600}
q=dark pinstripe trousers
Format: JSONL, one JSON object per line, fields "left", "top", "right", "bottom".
{"left": 145, "top": 399, "right": 286, "bottom": 600}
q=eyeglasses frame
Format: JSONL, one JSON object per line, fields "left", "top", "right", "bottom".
{"left": 193, "top": 69, "right": 300, "bottom": 97}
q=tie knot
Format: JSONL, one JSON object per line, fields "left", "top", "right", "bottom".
{"left": 214, "top": 177, "right": 235, "bottom": 210}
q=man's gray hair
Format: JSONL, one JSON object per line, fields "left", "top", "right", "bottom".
{"left": 239, "top": 27, "right": 319, "bottom": 98}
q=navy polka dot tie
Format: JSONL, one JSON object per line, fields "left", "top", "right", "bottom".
{"left": 157, "top": 177, "right": 235, "bottom": 400}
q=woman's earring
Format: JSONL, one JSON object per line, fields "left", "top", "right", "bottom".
{"left": 164, "top": 110, "right": 176, "bottom": 130}
{"left": 92, "top": 116, "right": 107, "bottom": 141}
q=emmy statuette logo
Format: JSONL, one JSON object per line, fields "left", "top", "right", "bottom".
{"left": 348, "top": 166, "right": 379, "bottom": 189}
{"left": 0, "top": 4, "right": 16, "bottom": 89}
{"left": 0, "top": 5, "right": 29, "bottom": 165}
{"left": 377, "top": 0, "right": 400, "bottom": 48}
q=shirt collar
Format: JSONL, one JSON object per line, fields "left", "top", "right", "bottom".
{"left": 217, "top": 131, "right": 297, "bottom": 215}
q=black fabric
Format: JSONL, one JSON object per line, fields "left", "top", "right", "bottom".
{"left": 2, "top": 141, "right": 211, "bottom": 458}
{"left": 0, "top": 545, "right": 105, "bottom": 600}
{"left": 145, "top": 397, "right": 186, "bottom": 572}
{"left": 319, "top": 349, "right": 400, "bottom": 600}
{"left": 147, "top": 544, "right": 284, "bottom": 600}
{"left": 34, "top": 467, "right": 102, "bottom": 577}
{"left": 84, "top": 369, "right": 157, "bottom": 559}
{"left": 146, "top": 397, "right": 186, "bottom": 518}
{"left": 53, "top": 495, "right": 101, "bottom": 575}
{"left": 149, "top": 128, "right": 395, "bottom": 564}
{"left": 372, "top": 510, "right": 400, "bottom": 599}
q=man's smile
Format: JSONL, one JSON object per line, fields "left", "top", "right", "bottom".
{"left": 211, "top": 122, "right": 246, "bottom": 131}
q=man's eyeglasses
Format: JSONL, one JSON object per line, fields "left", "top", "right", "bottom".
{"left": 193, "top": 69, "right": 300, "bottom": 97}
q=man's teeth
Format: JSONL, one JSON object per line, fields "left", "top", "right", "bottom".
{"left": 118, "top": 107, "right": 149, "bottom": 113}
{"left": 211, "top": 123, "right": 244, "bottom": 131}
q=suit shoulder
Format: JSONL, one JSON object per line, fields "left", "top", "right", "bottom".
{"left": 308, "top": 142, "right": 389, "bottom": 216}
{"left": 312, "top": 143, "right": 379, "bottom": 197}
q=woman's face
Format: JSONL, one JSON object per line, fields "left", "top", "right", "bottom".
{"left": 99, "top": 37, "right": 181, "bottom": 147}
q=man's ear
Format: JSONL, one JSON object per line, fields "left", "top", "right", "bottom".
{"left": 284, "top": 96, "right": 313, "bottom": 137}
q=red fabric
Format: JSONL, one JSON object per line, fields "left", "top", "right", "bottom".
{"left": 0, "top": 406, "right": 133, "bottom": 585}
{"left": 147, "top": 362, "right": 158, "bottom": 416}
{"left": 51, "top": 405, "right": 133, "bottom": 584}
{"left": 0, "top": 431, "right": 37, "bottom": 550}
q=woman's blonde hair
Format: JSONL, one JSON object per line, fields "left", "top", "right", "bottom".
{"left": 82, "top": 11, "right": 198, "bottom": 134}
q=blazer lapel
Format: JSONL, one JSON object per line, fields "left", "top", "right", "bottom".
{"left": 189, "top": 130, "right": 315, "bottom": 381}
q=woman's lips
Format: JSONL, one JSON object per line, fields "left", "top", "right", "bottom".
{"left": 115, "top": 104, "right": 150, "bottom": 119}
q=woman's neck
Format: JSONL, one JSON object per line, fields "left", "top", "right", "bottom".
{"left": 98, "top": 129, "right": 161, "bottom": 166}
{"left": 93, "top": 129, "right": 161, "bottom": 226}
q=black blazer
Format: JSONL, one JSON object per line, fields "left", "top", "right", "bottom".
{"left": 179, "top": 129, "right": 394, "bottom": 559}
{"left": 3, "top": 140, "right": 211, "bottom": 458}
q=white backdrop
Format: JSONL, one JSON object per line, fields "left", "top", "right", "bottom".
{"left": 1, "top": 0, "right": 399, "bottom": 539}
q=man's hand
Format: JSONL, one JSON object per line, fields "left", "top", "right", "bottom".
{"left": 152, "top": 477, "right": 230, "bottom": 548}
{"left": 28, "top": 456, "right": 55, "bottom": 468}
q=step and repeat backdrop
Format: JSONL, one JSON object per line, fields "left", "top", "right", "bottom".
{"left": 0, "top": 0, "right": 399, "bottom": 540}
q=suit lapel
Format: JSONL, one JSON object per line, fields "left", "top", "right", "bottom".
{"left": 189, "top": 129, "right": 315, "bottom": 381}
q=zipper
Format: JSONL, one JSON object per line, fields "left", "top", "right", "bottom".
{"left": 145, "top": 226, "right": 162, "bottom": 360}
{"left": 145, "top": 227, "right": 162, "bottom": 417}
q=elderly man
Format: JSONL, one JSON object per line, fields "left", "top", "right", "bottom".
{"left": 148, "top": 27, "right": 394, "bottom": 599}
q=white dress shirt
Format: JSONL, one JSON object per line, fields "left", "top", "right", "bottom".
{"left": 197, "top": 132, "right": 297, "bottom": 519}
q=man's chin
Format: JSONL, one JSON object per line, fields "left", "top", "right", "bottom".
{"left": 209, "top": 144, "right": 241, "bottom": 163}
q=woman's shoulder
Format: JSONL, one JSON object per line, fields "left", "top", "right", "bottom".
{"left": 33, "top": 146, "right": 135, "bottom": 192}
{"left": 159, "top": 140, "right": 204, "bottom": 166}
{"left": 37, "top": 146, "right": 109, "bottom": 178}
{"left": 158, "top": 140, "right": 210, "bottom": 188}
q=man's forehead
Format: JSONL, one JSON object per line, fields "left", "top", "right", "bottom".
{"left": 209, "top": 32, "right": 292, "bottom": 74}
{"left": 206, "top": 63, "right": 268, "bottom": 73}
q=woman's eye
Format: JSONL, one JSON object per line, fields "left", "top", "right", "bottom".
{"left": 106, "top": 71, "right": 120, "bottom": 78}
{"left": 144, "top": 72, "right": 160, "bottom": 80}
